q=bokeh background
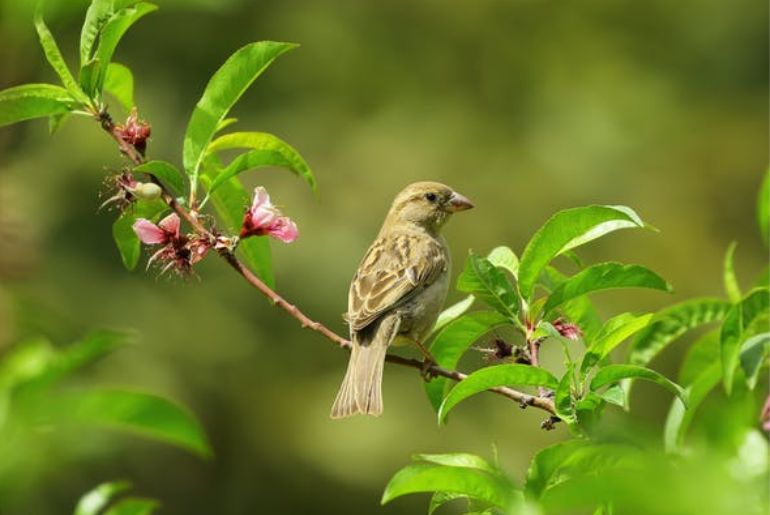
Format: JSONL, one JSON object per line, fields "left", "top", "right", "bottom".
{"left": 0, "top": 0, "right": 767, "bottom": 512}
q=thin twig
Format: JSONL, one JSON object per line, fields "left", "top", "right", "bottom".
{"left": 97, "top": 111, "right": 557, "bottom": 418}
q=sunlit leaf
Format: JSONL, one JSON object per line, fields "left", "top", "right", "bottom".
{"left": 663, "top": 362, "right": 721, "bottom": 452}
{"left": 34, "top": 12, "right": 91, "bottom": 105}
{"left": 486, "top": 246, "right": 519, "bottom": 277}
{"left": 438, "top": 364, "right": 558, "bottom": 423}
{"left": 75, "top": 480, "right": 132, "bottom": 515}
{"left": 428, "top": 491, "right": 467, "bottom": 515}
{"left": 518, "top": 205, "right": 648, "bottom": 299}
{"left": 739, "top": 332, "right": 770, "bottom": 390}
{"left": 79, "top": 0, "right": 114, "bottom": 66}
{"left": 425, "top": 311, "right": 509, "bottom": 411}
{"left": 0, "top": 84, "right": 74, "bottom": 127}
{"left": 413, "top": 453, "right": 498, "bottom": 474}
{"left": 721, "top": 288, "right": 770, "bottom": 394}
{"left": 207, "top": 131, "right": 315, "bottom": 192}
{"left": 542, "top": 266, "right": 603, "bottom": 338}
{"left": 381, "top": 463, "right": 516, "bottom": 508}
{"left": 457, "top": 253, "right": 519, "bottom": 319}
{"left": 554, "top": 365, "right": 575, "bottom": 423}
{"left": 679, "top": 330, "right": 720, "bottom": 386}
{"left": 432, "top": 295, "right": 475, "bottom": 335}
{"left": 723, "top": 242, "right": 742, "bottom": 303}
{"left": 201, "top": 157, "right": 274, "bottom": 286}
{"left": 104, "top": 62, "right": 135, "bottom": 111}
{"left": 63, "top": 388, "right": 212, "bottom": 458}
{"left": 134, "top": 161, "right": 185, "bottom": 195}
{"left": 581, "top": 313, "right": 654, "bottom": 373}
{"left": 590, "top": 364, "right": 687, "bottom": 406}
{"left": 183, "top": 41, "right": 297, "bottom": 196}
{"left": 544, "top": 263, "right": 671, "bottom": 315}
{"left": 758, "top": 169, "right": 769, "bottom": 247}
{"left": 84, "top": 3, "right": 158, "bottom": 97}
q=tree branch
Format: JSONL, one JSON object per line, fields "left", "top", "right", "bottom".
{"left": 97, "top": 110, "right": 557, "bottom": 418}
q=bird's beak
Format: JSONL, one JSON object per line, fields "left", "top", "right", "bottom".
{"left": 447, "top": 191, "right": 474, "bottom": 212}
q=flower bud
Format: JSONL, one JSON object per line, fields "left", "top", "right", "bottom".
{"left": 132, "top": 182, "right": 162, "bottom": 201}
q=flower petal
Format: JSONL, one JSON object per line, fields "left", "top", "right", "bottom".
{"left": 158, "top": 213, "right": 181, "bottom": 237}
{"left": 268, "top": 217, "right": 299, "bottom": 243}
{"left": 133, "top": 218, "right": 168, "bottom": 244}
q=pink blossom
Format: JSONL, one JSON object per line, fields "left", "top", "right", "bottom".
{"left": 133, "top": 213, "right": 180, "bottom": 245}
{"left": 552, "top": 318, "right": 582, "bottom": 341}
{"left": 240, "top": 187, "right": 299, "bottom": 243}
{"left": 132, "top": 213, "right": 209, "bottom": 274}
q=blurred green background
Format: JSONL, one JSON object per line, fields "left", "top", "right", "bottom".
{"left": 0, "top": 0, "right": 767, "bottom": 512}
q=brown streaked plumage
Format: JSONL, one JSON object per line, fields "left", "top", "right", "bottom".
{"left": 331, "top": 181, "right": 473, "bottom": 418}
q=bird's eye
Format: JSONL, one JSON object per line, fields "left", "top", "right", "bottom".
{"left": 425, "top": 192, "right": 437, "bottom": 203}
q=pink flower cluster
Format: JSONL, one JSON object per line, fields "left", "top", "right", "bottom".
{"left": 239, "top": 187, "right": 298, "bottom": 243}
{"left": 133, "top": 213, "right": 210, "bottom": 274}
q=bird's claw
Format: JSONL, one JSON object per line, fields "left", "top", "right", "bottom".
{"left": 420, "top": 359, "right": 438, "bottom": 381}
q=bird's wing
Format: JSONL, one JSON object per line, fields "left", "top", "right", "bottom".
{"left": 348, "top": 231, "right": 447, "bottom": 332}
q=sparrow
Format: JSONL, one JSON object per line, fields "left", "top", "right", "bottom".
{"left": 330, "top": 182, "right": 474, "bottom": 418}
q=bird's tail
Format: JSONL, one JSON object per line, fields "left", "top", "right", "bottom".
{"left": 330, "top": 316, "right": 398, "bottom": 418}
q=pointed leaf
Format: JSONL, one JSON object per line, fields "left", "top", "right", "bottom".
{"left": 75, "top": 480, "right": 132, "bottom": 515}
{"left": 721, "top": 288, "right": 770, "bottom": 394}
{"left": 79, "top": 0, "right": 114, "bottom": 66}
{"left": 34, "top": 13, "right": 90, "bottom": 105}
{"left": 207, "top": 131, "right": 315, "bottom": 192}
{"left": 63, "top": 388, "right": 212, "bottom": 458}
{"left": 723, "top": 242, "right": 742, "bottom": 303}
{"left": 518, "top": 205, "right": 647, "bottom": 299}
{"left": 424, "top": 312, "right": 510, "bottom": 411}
{"left": 201, "top": 158, "right": 273, "bottom": 286}
{"left": 0, "top": 84, "right": 74, "bottom": 127}
{"left": 554, "top": 365, "right": 575, "bottom": 423}
{"left": 432, "top": 295, "right": 475, "bottom": 335}
{"left": 183, "top": 41, "right": 297, "bottom": 192}
{"left": 429, "top": 492, "right": 467, "bottom": 515}
{"left": 486, "top": 246, "right": 519, "bottom": 277}
{"left": 590, "top": 364, "right": 687, "bottom": 406}
{"left": 103, "top": 498, "right": 159, "bottom": 515}
{"left": 544, "top": 263, "right": 671, "bottom": 315}
{"left": 581, "top": 313, "right": 654, "bottom": 373}
{"left": 412, "top": 453, "right": 497, "bottom": 474}
{"left": 134, "top": 161, "right": 185, "bottom": 195}
{"left": 663, "top": 362, "right": 721, "bottom": 452}
{"left": 104, "top": 62, "right": 135, "bottom": 111}
{"left": 438, "top": 364, "right": 558, "bottom": 423}
{"left": 85, "top": 3, "right": 158, "bottom": 97}
{"left": 457, "top": 253, "right": 519, "bottom": 318}
{"left": 381, "top": 463, "right": 516, "bottom": 508}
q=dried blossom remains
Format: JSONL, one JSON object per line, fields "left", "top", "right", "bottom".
{"left": 115, "top": 108, "right": 151, "bottom": 156}
{"left": 133, "top": 213, "right": 211, "bottom": 274}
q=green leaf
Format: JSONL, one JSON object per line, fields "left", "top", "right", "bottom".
{"left": 103, "top": 498, "right": 159, "bottom": 515}
{"left": 134, "top": 161, "right": 185, "bottom": 195}
{"left": 424, "top": 312, "right": 510, "bottom": 411}
{"left": 64, "top": 389, "right": 212, "bottom": 458}
{"left": 663, "top": 362, "right": 721, "bottom": 452}
{"left": 85, "top": 3, "right": 158, "bottom": 97}
{"left": 524, "top": 439, "right": 589, "bottom": 498}
{"left": 758, "top": 169, "right": 769, "bottom": 247}
{"left": 0, "top": 84, "right": 74, "bottom": 127}
{"left": 628, "top": 298, "right": 730, "bottom": 369}
{"left": 590, "top": 364, "right": 687, "bottom": 406}
{"left": 738, "top": 332, "right": 770, "bottom": 390}
{"left": 542, "top": 266, "right": 603, "bottom": 338}
{"left": 679, "top": 330, "right": 720, "bottom": 385}
{"left": 438, "top": 364, "right": 558, "bottom": 423}
{"left": 428, "top": 492, "right": 467, "bottom": 515}
{"left": 39, "top": 330, "right": 132, "bottom": 387}
{"left": 112, "top": 200, "right": 167, "bottom": 270}
{"left": 75, "top": 480, "right": 132, "bottom": 515}
{"left": 201, "top": 158, "right": 274, "bottom": 286}
{"left": 432, "top": 295, "right": 475, "bottom": 335}
{"left": 215, "top": 117, "right": 238, "bottom": 133}
{"left": 721, "top": 288, "right": 770, "bottom": 394}
{"left": 486, "top": 246, "right": 519, "bottom": 277}
{"left": 723, "top": 242, "right": 742, "bottom": 303}
{"left": 554, "top": 364, "right": 575, "bottom": 423}
{"left": 104, "top": 62, "right": 135, "bottom": 111}
{"left": 183, "top": 41, "right": 298, "bottom": 196}
{"left": 599, "top": 383, "right": 626, "bottom": 409}
{"left": 580, "top": 313, "right": 654, "bottom": 374}
{"left": 457, "top": 253, "right": 519, "bottom": 319}
{"left": 79, "top": 0, "right": 114, "bottom": 66}
{"left": 34, "top": 13, "right": 90, "bottom": 105}
{"left": 544, "top": 263, "right": 671, "bottom": 315}
{"left": 518, "top": 205, "right": 647, "bottom": 299}
{"left": 207, "top": 131, "right": 315, "bottom": 192}
{"left": 381, "top": 463, "right": 515, "bottom": 508}
{"left": 412, "top": 453, "right": 498, "bottom": 474}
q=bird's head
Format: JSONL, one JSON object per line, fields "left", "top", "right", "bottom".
{"left": 385, "top": 181, "right": 474, "bottom": 232}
